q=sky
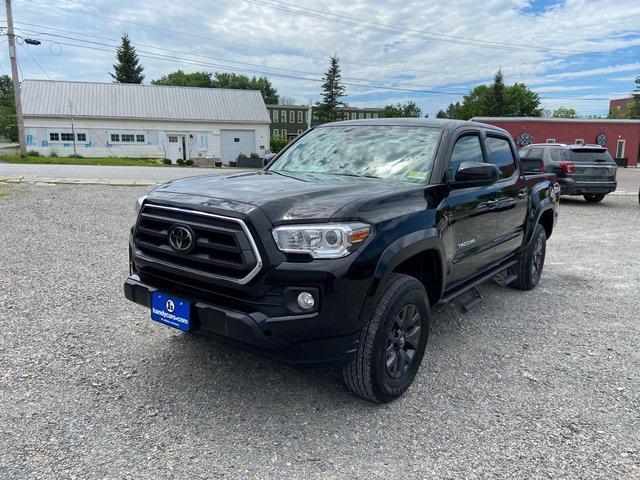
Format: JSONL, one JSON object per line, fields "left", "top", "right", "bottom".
{"left": 2, "top": 0, "right": 639, "bottom": 117}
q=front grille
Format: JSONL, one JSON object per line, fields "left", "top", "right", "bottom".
{"left": 134, "top": 204, "right": 262, "bottom": 284}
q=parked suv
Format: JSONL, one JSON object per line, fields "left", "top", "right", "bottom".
{"left": 125, "top": 119, "right": 559, "bottom": 402}
{"left": 520, "top": 143, "right": 617, "bottom": 203}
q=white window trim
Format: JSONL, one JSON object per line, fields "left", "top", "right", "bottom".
{"left": 272, "top": 129, "right": 279, "bottom": 139}
{"left": 575, "top": 138, "right": 585, "bottom": 145}
{"left": 109, "top": 131, "right": 147, "bottom": 144}
{"left": 282, "top": 129, "right": 288, "bottom": 138}
{"left": 546, "top": 138, "right": 556, "bottom": 143}
{"left": 47, "top": 130, "right": 87, "bottom": 143}
{"left": 297, "top": 111, "right": 303, "bottom": 123}
{"left": 280, "top": 111, "right": 287, "bottom": 123}
{"left": 289, "top": 111, "right": 295, "bottom": 123}
{"left": 272, "top": 109, "right": 278, "bottom": 122}
{"left": 616, "top": 139, "right": 626, "bottom": 158}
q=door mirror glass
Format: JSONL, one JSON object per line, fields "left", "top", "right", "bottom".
{"left": 450, "top": 162, "right": 499, "bottom": 188}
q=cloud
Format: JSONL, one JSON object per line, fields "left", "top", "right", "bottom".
{"left": 8, "top": 0, "right": 640, "bottom": 116}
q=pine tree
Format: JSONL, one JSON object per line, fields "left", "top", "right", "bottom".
{"left": 314, "top": 56, "right": 346, "bottom": 124}
{"left": 486, "top": 69, "right": 506, "bottom": 116}
{"left": 110, "top": 34, "right": 145, "bottom": 84}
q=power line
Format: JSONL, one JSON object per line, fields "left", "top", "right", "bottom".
{"left": 20, "top": 42, "right": 51, "bottom": 79}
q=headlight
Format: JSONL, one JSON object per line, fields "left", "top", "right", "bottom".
{"left": 272, "top": 223, "right": 372, "bottom": 259}
{"left": 134, "top": 195, "right": 147, "bottom": 218}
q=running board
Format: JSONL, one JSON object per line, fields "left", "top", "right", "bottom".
{"left": 437, "top": 259, "right": 517, "bottom": 306}
{"left": 492, "top": 268, "right": 518, "bottom": 287}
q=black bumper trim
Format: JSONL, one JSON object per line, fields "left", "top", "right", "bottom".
{"left": 123, "top": 275, "right": 359, "bottom": 367}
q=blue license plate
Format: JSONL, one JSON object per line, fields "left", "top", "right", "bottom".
{"left": 150, "top": 292, "right": 190, "bottom": 331}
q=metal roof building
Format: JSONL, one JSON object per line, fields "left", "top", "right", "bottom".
{"left": 21, "top": 80, "right": 271, "bottom": 164}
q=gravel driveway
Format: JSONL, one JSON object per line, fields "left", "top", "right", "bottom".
{"left": 1, "top": 184, "right": 638, "bottom": 479}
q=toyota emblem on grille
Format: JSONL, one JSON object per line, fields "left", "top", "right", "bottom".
{"left": 168, "top": 225, "right": 195, "bottom": 253}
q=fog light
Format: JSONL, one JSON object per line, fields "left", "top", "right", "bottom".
{"left": 297, "top": 292, "right": 315, "bottom": 310}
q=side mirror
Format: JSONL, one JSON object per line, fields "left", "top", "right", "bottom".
{"left": 521, "top": 157, "right": 544, "bottom": 173}
{"left": 450, "top": 162, "right": 499, "bottom": 188}
{"left": 263, "top": 153, "right": 276, "bottom": 167}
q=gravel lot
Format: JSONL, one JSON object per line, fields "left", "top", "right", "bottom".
{"left": 1, "top": 184, "right": 639, "bottom": 479}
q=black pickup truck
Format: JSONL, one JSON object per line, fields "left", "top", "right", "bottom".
{"left": 124, "top": 119, "right": 559, "bottom": 403}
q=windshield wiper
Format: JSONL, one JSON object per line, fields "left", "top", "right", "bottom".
{"left": 268, "top": 169, "right": 309, "bottom": 181}
{"left": 327, "top": 172, "right": 383, "bottom": 179}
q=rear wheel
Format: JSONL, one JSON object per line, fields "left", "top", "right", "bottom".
{"left": 584, "top": 193, "right": 605, "bottom": 203}
{"left": 512, "top": 223, "right": 546, "bottom": 291}
{"left": 342, "top": 274, "right": 430, "bottom": 403}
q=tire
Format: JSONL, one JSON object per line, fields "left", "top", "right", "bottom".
{"left": 584, "top": 193, "right": 605, "bottom": 203}
{"left": 342, "top": 273, "right": 430, "bottom": 403}
{"left": 511, "top": 223, "right": 547, "bottom": 291}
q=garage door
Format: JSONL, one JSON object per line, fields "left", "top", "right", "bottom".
{"left": 220, "top": 130, "right": 255, "bottom": 164}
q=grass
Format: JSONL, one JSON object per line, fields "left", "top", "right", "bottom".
{"left": 0, "top": 155, "right": 167, "bottom": 167}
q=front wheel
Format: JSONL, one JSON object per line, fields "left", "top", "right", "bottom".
{"left": 511, "top": 223, "right": 547, "bottom": 291}
{"left": 342, "top": 274, "right": 430, "bottom": 403}
{"left": 584, "top": 193, "right": 605, "bottom": 203}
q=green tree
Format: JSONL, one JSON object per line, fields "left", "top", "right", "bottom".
{"left": 152, "top": 70, "right": 214, "bottom": 87}
{"left": 486, "top": 69, "right": 506, "bottom": 116}
{"left": 0, "top": 75, "right": 17, "bottom": 142}
{"left": 552, "top": 107, "right": 578, "bottom": 118}
{"left": 380, "top": 101, "right": 423, "bottom": 118}
{"left": 440, "top": 71, "right": 542, "bottom": 120}
{"left": 436, "top": 109, "right": 447, "bottom": 118}
{"left": 629, "top": 75, "right": 640, "bottom": 119}
{"left": 110, "top": 33, "right": 144, "bottom": 84}
{"left": 314, "top": 56, "right": 346, "bottom": 124}
{"left": 151, "top": 71, "right": 279, "bottom": 104}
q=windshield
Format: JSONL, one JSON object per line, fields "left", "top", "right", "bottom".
{"left": 269, "top": 125, "right": 442, "bottom": 183}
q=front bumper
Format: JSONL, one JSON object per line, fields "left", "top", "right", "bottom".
{"left": 124, "top": 275, "right": 360, "bottom": 367}
{"left": 559, "top": 178, "right": 617, "bottom": 195}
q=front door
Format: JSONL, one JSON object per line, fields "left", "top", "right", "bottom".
{"left": 442, "top": 132, "right": 500, "bottom": 286}
{"left": 166, "top": 134, "right": 184, "bottom": 162}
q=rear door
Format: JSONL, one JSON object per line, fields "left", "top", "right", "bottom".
{"left": 484, "top": 133, "right": 528, "bottom": 262}
{"left": 442, "top": 130, "right": 500, "bottom": 286}
{"left": 565, "top": 147, "right": 617, "bottom": 182}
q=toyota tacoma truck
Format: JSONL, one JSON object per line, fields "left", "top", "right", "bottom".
{"left": 124, "top": 119, "right": 559, "bottom": 403}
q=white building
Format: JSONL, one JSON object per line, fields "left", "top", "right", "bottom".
{"left": 21, "top": 80, "right": 271, "bottom": 164}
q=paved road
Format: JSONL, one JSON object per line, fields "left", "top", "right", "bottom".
{"left": 0, "top": 163, "right": 251, "bottom": 183}
{"left": 1, "top": 183, "right": 638, "bottom": 479}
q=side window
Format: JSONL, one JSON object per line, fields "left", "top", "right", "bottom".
{"left": 550, "top": 148, "right": 566, "bottom": 162}
{"left": 448, "top": 134, "right": 484, "bottom": 179}
{"left": 486, "top": 136, "right": 516, "bottom": 179}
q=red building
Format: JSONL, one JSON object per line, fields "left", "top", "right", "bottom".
{"left": 609, "top": 97, "right": 635, "bottom": 117}
{"left": 473, "top": 117, "right": 640, "bottom": 167}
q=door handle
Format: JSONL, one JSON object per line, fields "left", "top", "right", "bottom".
{"left": 486, "top": 199, "right": 498, "bottom": 208}
{"left": 517, "top": 191, "right": 527, "bottom": 199}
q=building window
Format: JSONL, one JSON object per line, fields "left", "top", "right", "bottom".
{"left": 616, "top": 139, "right": 626, "bottom": 158}
{"left": 289, "top": 111, "right": 295, "bottom": 123}
{"left": 76, "top": 133, "right": 87, "bottom": 142}
{"left": 168, "top": 135, "right": 178, "bottom": 143}
{"left": 575, "top": 138, "right": 584, "bottom": 145}
{"left": 282, "top": 129, "right": 287, "bottom": 138}
{"left": 272, "top": 129, "right": 279, "bottom": 139}
{"left": 372, "top": 113, "right": 378, "bottom": 118}
{"left": 121, "top": 134, "right": 135, "bottom": 142}
{"left": 280, "top": 111, "right": 287, "bottom": 123}
{"left": 297, "top": 111, "right": 303, "bottom": 123}
{"left": 351, "top": 113, "right": 357, "bottom": 120}
{"left": 272, "top": 109, "right": 278, "bottom": 122}
{"left": 365, "top": 113, "right": 371, "bottom": 118}
{"left": 344, "top": 112, "right": 350, "bottom": 121}
{"left": 49, "top": 132, "right": 59, "bottom": 141}
{"left": 60, "top": 133, "right": 73, "bottom": 141}
{"left": 546, "top": 139, "right": 555, "bottom": 143}
{"left": 111, "top": 134, "right": 120, "bottom": 142}
{"left": 358, "top": 112, "right": 364, "bottom": 119}
{"left": 136, "top": 134, "right": 145, "bottom": 143}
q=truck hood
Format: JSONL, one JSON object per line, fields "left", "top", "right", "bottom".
{"left": 151, "top": 171, "right": 404, "bottom": 222}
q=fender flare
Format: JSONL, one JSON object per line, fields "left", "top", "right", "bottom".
{"left": 357, "top": 228, "right": 446, "bottom": 325}
{"left": 523, "top": 199, "right": 555, "bottom": 248}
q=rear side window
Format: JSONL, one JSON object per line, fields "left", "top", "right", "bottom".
{"left": 528, "top": 148, "right": 545, "bottom": 160}
{"left": 569, "top": 149, "right": 614, "bottom": 163}
{"left": 550, "top": 148, "right": 567, "bottom": 162}
{"left": 449, "top": 134, "right": 484, "bottom": 178}
{"left": 486, "top": 136, "right": 516, "bottom": 179}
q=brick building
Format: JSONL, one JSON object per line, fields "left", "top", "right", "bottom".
{"left": 473, "top": 117, "right": 640, "bottom": 167}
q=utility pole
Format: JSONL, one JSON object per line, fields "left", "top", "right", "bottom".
{"left": 4, "top": 0, "right": 27, "bottom": 157}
